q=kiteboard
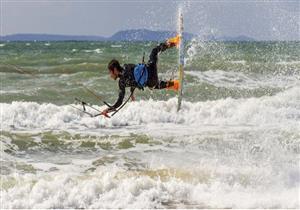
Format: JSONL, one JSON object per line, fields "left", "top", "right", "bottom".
{"left": 177, "top": 9, "right": 184, "bottom": 112}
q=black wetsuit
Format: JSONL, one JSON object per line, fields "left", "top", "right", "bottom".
{"left": 108, "top": 42, "right": 170, "bottom": 111}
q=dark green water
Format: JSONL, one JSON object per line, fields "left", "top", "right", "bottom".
{"left": 1, "top": 41, "right": 299, "bottom": 104}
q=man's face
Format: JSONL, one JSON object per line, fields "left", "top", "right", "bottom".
{"left": 109, "top": 68, "right": 118, "bottom": 80}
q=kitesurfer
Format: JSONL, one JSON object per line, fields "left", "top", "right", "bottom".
{"left": 103, "top": 36, "right": 180, "bottom": 115}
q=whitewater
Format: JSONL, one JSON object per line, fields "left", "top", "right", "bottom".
{"left": 1, "top": 34, "right": 300, "bottom": 208}
{"left": 1, "top": 85, "right": 300, "bottom": 208}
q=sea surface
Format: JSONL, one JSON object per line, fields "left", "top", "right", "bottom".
{"left": 0, "top": 40, "right": 299, "bottom": 208}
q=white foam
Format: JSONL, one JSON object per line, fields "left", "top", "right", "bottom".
{"left": 84, "top": 48, "right": 102, "bottom": 54}
{"left": 1, "top": 166, "right": 298, "bottom": 208}
{"left": 186, "top": 70, "right": 300, "bottom": 89}
{"left": 1, "top": 87, "right": 299, "bottom": 133}
{"left": 277, "top": 60, "right": 300, "bottom": 65}
{"left": 111, "top": 44, "right": 122, "bottom": 48}
{"left": 94, "top": 48, "right": 102, "bottom": 54}
{"left": 1, "top": 87, "right": 299, "bottom": 209}
{"left": 0, "top": 87, "right": 300, "bottom": 138}
{"left": 63, "top": 57, "right": 72, "bottom": 61}
{"left": 230, "top": 60, "right": 246, "bottom": 65}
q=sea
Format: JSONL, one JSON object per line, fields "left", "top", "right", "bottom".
{"left": 0, "top": 40, "right": 299, "bottom": 208}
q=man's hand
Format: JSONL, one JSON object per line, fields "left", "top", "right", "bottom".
{"left": 102, "top": 108, "right": 109, "bottom": 114}
{"left": 101, "top": 108, "right": 111, "bottom": 118}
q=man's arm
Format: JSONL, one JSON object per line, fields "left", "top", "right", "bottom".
{"left": 107, "top": 79, "right": 126, "bottom": 111}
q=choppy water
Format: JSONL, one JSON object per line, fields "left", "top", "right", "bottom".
{"left": 0, "top": 40, "right": 299, "bottom": 208}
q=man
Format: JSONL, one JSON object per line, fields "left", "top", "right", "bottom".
{"left": 103, "top": 36, "right": 180, "bottom": 115}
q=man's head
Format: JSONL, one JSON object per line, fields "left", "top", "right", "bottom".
{"left": 108, "top": 59, "right": 122, "bottom": 80}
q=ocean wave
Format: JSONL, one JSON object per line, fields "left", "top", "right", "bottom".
{"left": 1, "top": 87, "right": 299, "bottom": 209}
{"left": 229, "top": 60, "right": 247, "bottom": 65}
{"left": 276, "top": 61, "right": 300, "bottom": 65}
{"left": 111, "top": 44, "right": 122, "bottom": 48}
{"left": 1, "top": 86, "right": 299, "bottom": 131}
{"left": 84, "top": 48, "right": 103, "bottom": 54}
{"left": 186, "top": 70, "right": 300, "bottom": 89}
{"left": 1, "top": 166, "right": 298, "bottom": 208}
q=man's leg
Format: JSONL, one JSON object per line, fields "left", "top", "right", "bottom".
{"left": 152, "top": 81, "right": 168, "bottom": 89}
{"left": 146, "top": 43, "right": 169, "bottom": 88}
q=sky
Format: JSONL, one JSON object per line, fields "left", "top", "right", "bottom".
{"left": 1, "top": 0, "right": 299, "bottom": 40}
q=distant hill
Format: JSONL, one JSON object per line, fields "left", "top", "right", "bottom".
{"left": 109, "top": 29, "right": 195, "bottom": 41}
{"left": 0, "top": 30, "right": 255, "bottom": 41}
{"left": 203, "top": 35, "right": 255, "bottom": 41}
{"left": 0, "top": 34, "right": 106, "bottom": 41}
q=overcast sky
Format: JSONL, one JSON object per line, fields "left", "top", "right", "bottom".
{"left": 1, "top": 0, "right": 299, "bottom": 40}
